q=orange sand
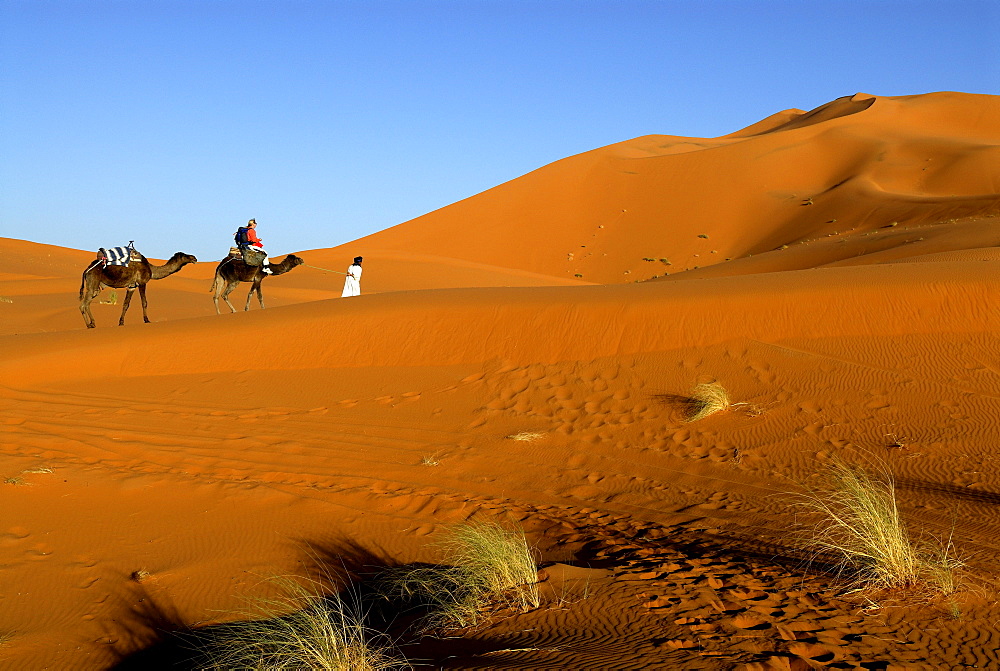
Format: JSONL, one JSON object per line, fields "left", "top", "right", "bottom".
{"left": 2, "top": 91, "right": 1000, "bottom": 669}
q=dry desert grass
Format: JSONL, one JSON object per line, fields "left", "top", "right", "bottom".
{"left": 798, "top": 459, "right": 964, "bottom": 595}
{"left": 684, "top": 381, "right": 732, "bottom": 422}
{"left": 379, "top": 520, "right": 540, "bottom": 632}
{"left": 505, "top": 431, "right": 546, "bottom": 441}
{"left": 197, "top": 576, "right": 408, "bottom": 671}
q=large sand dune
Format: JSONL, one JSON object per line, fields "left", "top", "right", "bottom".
{"left": 2, "top": 91, "right": 1000, "bottom": 669}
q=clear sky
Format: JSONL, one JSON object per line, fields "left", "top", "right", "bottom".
{"left": 2, "top": 0, "right": 997, "bottom": 262}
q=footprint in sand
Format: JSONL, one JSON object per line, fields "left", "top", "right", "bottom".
{"left": 1, "top": 526, "right": 30, "bottom": 541}
{"left": 69, "top": 555, "right": 98, "bottom": 568}
{"left": 411, "top": 524, "right": 435, "bottom": 536}
{"left": 25, "top": 542, "right": 53, "bottom": 559}
{"left": 75, "top": 576, "right": 101, "bottom": 589}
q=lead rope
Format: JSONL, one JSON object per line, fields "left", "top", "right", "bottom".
{"left": 303, "top": 263, "right": 349, "bottom": 276}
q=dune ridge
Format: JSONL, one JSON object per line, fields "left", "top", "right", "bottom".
{"left": 334, "top": 91, "right": 1000, "bottom": 285}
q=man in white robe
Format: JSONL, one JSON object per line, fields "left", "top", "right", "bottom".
{"left": 341, "top": 256, "right": 363, "bottom": 297}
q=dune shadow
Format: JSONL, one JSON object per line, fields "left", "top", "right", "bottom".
{"left": 896, "top": 478, "right": 1000, "bottom": 507}
{"left": 565, "top": 518, "right": 845, "bottom": 586}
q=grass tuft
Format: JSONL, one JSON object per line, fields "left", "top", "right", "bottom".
{"left": 197, "top": 576, "right": 408, "bottom": 671}
{"left": 130, "top": 569, "right": 152, "bottom": 583}
{"left": 684, "top": 382, "right": 731, "bottom": 422}
{"left": 505, "top": 431, "right": 546, "bottom": 442}
{"left": 379, "top": 521, "right": 539, "bottom": 632}
{"left": 798, "top": 459, "right": 963, "bottom": 593}
{"left": 21, "top": 466, "right": 53, "bottom": 474}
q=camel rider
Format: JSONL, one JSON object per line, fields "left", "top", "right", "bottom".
{"left": 238, "top": 218, "right": 272, "bottom": 274}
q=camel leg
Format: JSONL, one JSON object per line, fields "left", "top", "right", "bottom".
{"left": 245, "top": 279, "right": 264, "bottom": 311}
{"left": 138, "top": 283, "right": 150, "bottom": 323}
{"left": 254, "top": 279, "right": 265, "bottom": 310}
{"left": 118, "top": 287, "right": 136, "bottom": 326}
{"left": 221, "top": 282, "right": 238, "bottom": 313}
{"left": 80, "top": 290, "right": 98, "bottom": 329}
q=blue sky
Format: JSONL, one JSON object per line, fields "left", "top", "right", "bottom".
{"left": 2, "top": 0, "right": 997, "bottom": 262}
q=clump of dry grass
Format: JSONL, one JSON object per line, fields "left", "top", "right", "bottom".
{"left": 920, "top": 529, "right": 965, "bottom": 599}
{"left": 505, "top": 431, "right": 546, "bottom": 442}
{"left": 798, "top": 459, "right": 963, "bottom": 593}
{"left": 684, "top": 382, "right": 731, "bottom": 422}
{"left": 379, "top": 520, "right": 539, "bottom": 632}
{"left": 0, "top": 296, "right": 12, "bottom": 304}
{"left": 130, "top": 569, "right": 152, "bottom": 583}
{"left": 197, "top": 576, "right": 408, "bottom": 671}
{"left": 99, "top": 290, "right": 118, "bottom": 305}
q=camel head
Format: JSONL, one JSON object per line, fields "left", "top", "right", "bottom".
{"left": 285, "top": 254, "right": 304, "bottom": 268}
{"left": 171, "top": 252, "right": 198, "bottom": 265}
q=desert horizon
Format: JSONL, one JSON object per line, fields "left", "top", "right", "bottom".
{"left": 3, "top": 91, "right": 1000, "bottom": 669}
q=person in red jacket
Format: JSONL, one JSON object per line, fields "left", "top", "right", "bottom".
{"left": 243, "top": 218, "right": 272, "bottom": 274}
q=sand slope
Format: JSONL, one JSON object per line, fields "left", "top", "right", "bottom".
{"left": 338, "top": 91, "right": 1000, "bottom": 284}
{"left": 2, "top": 91, "right": 1000, "bottom": 669}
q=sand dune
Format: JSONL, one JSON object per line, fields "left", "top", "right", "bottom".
{"left": 2, "top": 91, "right": 1000, "bottom": 669}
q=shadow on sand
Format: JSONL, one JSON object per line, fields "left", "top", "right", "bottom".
{"left": 108, "top": 536, "right": 531, "bottom": 670}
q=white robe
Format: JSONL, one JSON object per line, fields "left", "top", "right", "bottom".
{"left": 341, "top": 263, "right": 362, "bottom": 297}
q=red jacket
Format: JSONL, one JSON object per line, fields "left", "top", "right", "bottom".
{"left": 246, "top": 228, "right": 263, "bottom": 248}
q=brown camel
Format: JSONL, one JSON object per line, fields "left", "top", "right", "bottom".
{"left": 210, "top": 253, "right": 304, "bottom": 314}
{"left": 79, "top": 251, "right": 198, "bottom": 328}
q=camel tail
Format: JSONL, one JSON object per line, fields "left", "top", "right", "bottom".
{"left": 210, "top": 272, "right": 225, "bottom": 294}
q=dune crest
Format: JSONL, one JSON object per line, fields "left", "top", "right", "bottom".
{"left": 325, "top": 91, "right": 1000, "bottom": 285}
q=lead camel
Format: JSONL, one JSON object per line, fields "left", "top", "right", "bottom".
{"left": 210, "top": 254, "right": 304, "bottom": 314}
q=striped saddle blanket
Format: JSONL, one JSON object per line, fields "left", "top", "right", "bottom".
{"left": 100, "top": 245, "right": 140, "bottom": 266}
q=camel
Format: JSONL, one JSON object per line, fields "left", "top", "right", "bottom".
{"left": 210, "top": 253, "right": 304, "bottom": 314}
{"left": 79, "top": 251, "right": 198, "bottom": 328}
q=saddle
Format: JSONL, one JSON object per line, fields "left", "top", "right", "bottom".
{"left": 234, "top": 246, "right": 266, "bottom": 266}
{"left": 97, "top": 243, "right": 140, "bottom": 266}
